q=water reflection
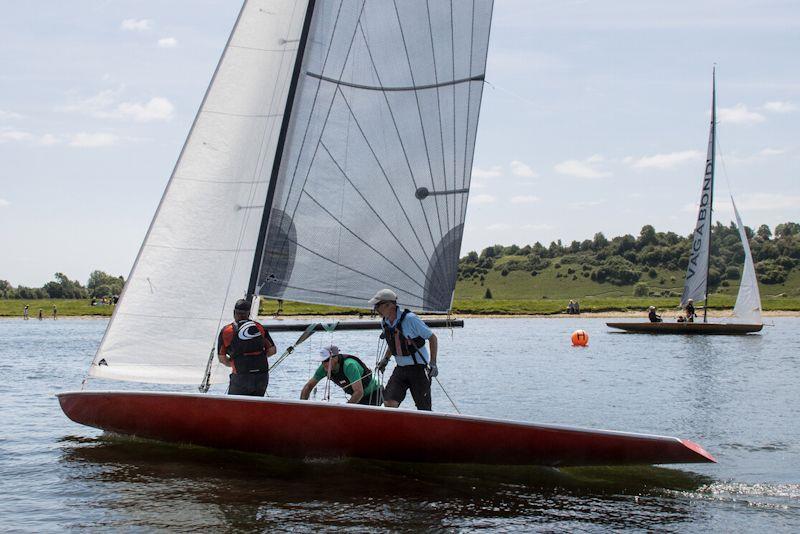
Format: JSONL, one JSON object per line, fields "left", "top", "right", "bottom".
{"left": 58, "top": 434, "right": 712, "bottom": 531}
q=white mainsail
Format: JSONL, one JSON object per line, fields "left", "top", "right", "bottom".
{"left": 731, "top": 197, "right": 763, "bottom": 324}
{"left": 90, "top": 1, "right": 311, "bottom": 384}
{"left": 89, "top": 0, "right": 494, "bottom": 385}
{"left": 681, "top": 69, "right": 716, "bottom": 308}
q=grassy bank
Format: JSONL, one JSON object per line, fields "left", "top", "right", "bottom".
{"left": 2, "top": 296, "right": 799, "bottom": 318}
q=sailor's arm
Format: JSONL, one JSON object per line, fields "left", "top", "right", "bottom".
{"left": 347, "top": 380, "right": 364, "bottom": 404}
{"left": 300, "top": 377, "right": 320, "bottom": 400}
{"left": 428, "top": 333, "right": 438, "bottom": 366}
{"left": 377, "top": 346, "right": 391, "bottom": 372}
{"left": 217, "top": 351, "right": 232, "bottom": 367}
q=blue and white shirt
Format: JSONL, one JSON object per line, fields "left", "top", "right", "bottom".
{"left": 383, "top": 305, "right": 433, "bottom": 367}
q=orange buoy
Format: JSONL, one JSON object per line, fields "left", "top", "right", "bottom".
{"left": 571, "top": 329, "right": 589, "bottom": 346}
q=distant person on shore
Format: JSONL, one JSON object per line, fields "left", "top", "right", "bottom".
{"left": 217, "top": 298, "right": 276, "bottom": 396}
{"left": 23, "top": 305, "right": 29, "bottom": 320}
{"left": 300, "top": 346, "right": 383, "bottom": 406}
{"left": 567, "top": 300, "right": 576, "bottom": 314}
{"left": 38, "top": 308, "right": 43, "bottom": 321}
{"left": 52, "top": 305, "right": 57, "bottom": 320}
{"left": 685, "top": 299, "right": 696, "bottom": 322}
{"left": 648, "top": 306, "right": 662, "bottom": 322}
{"left": 573, "top": 300, "right": 580, "bottom": 314}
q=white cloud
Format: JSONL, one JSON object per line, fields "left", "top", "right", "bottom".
{"left": 758, "top": 147, "right": 785, "bottom": 156}
{"left": 718, "top": 104, "right": 765, "bottom": 124}
{"left": 158, "top": 37, "right": 178, "bottom": 48}
{"left": 115, "top": 97, "right": 174, "bottom": 122}
{"left": 39, "top": 134, "right": 60, "bottom": 146}
{"left": 510, "top": 160, "right": 537, "bottom": 178}
{"left": 554, "top": 156, "right": 611, "bottom": 179}
{"left": 0, "top": 130, "right": 34, "bottom": 143}
{"left": 470, "top": 194, "right": 496, "bottom": 205}
{"left": 733, "top": 193, "right": 800, "bottom": 212}
{"left": 626, "top": 149, "right": 702, "bottom": 170}
{"left": 569, "top": 199, "right": 606, "bottom": 209}
{"left": 0, "top": 109, "right": 23, "bottom": 120}
{"left": 487, "top": 223, "right": 511, "bottom": 231}
{"left": 59, "top": 89, "right": 174, "bottom": 122}
{"left": 121, "top": 19, "right": 152, "bottom": 31}
{"left": 762, "top": 101, "right": 797, "bottom": 113}
{"left": 472, "top": 165, "right": 503, "bottom": 179}
{"left": 510, "top": 195, "right": 540, "bottom": 204}
{"left": 520, "top": 223, "right": 555, "bottom": 231}
{"left": 0, "top": 198, "right": 9, "bottom": 207}
{"left": 68, "top": 133, "right": 119, "bottom": 148}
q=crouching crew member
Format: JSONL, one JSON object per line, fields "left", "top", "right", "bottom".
{"left": 217, "top": 298, "right": 276, "bottom": 396}
{"left": 370, "top": 288, "right": 438, "bottom": 411}
{"left": 300, "top": 346, "right": 383, "bottom": 405}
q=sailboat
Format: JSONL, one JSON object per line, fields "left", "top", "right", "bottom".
{"left": 608, "top": 69, "right": 763, "bottom": 335}
{"left": 58, "top": 0, "right": 714, "bottom": 467}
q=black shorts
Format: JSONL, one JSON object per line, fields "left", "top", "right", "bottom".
{"left": 228, "top": 371, "right": 269, "bottom": 396}
{"left": 384, "top": 365, "right": 431, "bottom": 411}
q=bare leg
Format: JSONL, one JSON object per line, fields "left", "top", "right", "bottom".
{"left": 384, "top": 399, "right": 400, "bottom": 408}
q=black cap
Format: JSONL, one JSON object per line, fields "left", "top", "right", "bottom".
{"left": 234, "top": 299, "right": 250, "bottom": 313}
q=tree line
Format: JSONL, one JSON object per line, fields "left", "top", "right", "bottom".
{"left": 0, "top": 271, "right": 125, "bottom": 300}
{"left": 458, "top": 221, "right": 800, "bottom": 288}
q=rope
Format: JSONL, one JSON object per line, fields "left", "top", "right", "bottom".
{"left": 268, "top": 322, "right": 319, "bottom": 372}
{"left": 433, "top": 376, "right": 460, "bottom": 414}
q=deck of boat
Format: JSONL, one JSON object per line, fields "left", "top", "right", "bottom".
{"left": 606, "top": 321, "right": 763, "bottom": 334}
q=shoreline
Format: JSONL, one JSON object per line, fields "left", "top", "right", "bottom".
{"left": 13, "top": 310, "right": 797, "bottom": 320}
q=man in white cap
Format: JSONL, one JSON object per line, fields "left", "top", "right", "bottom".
{"left": 299, "top": 346, "right": 382, "bottom": 405}
{"left": 685, "top": 298, "right": 696, "bottom": 322}
{"left": 369, "top": 288, "right": 438, "bottom": 411}
{"left": 648, "top": 305, "right": 662, "bottom": 323}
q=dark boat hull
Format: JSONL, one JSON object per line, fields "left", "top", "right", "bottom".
{"left": 606, "top": 322, "right": 763, "bottom": 334}
{"left": 57, "top": 391, "right": 715, "bottom": 467}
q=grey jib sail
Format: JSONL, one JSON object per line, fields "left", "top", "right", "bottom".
{"left": 256, "top": 0, "right": 494, "bottom": 312}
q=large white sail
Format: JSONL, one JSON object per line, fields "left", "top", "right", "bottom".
{"left": 731, "top": 197, "right": 763, "bottom": 324}
{"left": 681, "top": 70, "right": 716, "bottom": 308}
{"left": 90, "top": 1, "right": 311, "bottom": 384}
{"left": 255, "top": 0, "right": 494, "bottom": 312}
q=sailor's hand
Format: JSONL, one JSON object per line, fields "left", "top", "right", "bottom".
{"left": 427, "top": 363, "right": 438, "bottom": 378}
{"left": 377, "top": 356, "right": 390, "bottom": 373}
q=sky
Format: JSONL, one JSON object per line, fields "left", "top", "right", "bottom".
{"left": 1, "top": 0, "right": 799, "bottom": 287}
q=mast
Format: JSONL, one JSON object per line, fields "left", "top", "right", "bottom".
{"left": 703, "top": 67, "right": 716, "bottom": 323}
{"left": 246, "top": 0, "right": 317, "bottom": 302}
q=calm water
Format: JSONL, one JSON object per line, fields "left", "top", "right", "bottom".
{"left": 1, "top": 317, "right": 799, "bottom": 532}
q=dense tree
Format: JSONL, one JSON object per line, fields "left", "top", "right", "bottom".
{"left": 756, "top": 224, "right": 772, "bottom": 241}
{"left": 87, "top": 270, "right": 125, "bottom": 297}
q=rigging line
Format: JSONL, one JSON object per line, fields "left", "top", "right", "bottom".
{"left": 302, "top": 189, "right": 429, "bottom": 294}
{"left": 305, "top": 72, "right": 484, "bottom": 92}
{"left": 355, "top": 22, "right": 437, "bottom": 258}
{"left": 264, "top": 0, "right": 364, "bottom": 278}
{"left": 276, "top": 249, "right": 423, "bottom": 302}
{"left": 211, "top": 0, "right": 306, "bottom": 389}
{"left": 334, "top": 85, "right": 442, "bottom": 275}
{"left": 434, "top": 377, "right": 461, "bottom": 414}
{"left": 425, "top": 0, "right": 451, "bottom": 256}
{"left": 319, "top": 141, "right": 432, "bottom": 283}
{"left": 392, "top": 0, "right": 447, "bottom": 249}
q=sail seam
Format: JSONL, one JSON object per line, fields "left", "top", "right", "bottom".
{"left": 202, "top": 109, "right": 283, "bottom": 118}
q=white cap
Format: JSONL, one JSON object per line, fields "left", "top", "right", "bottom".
{"left": 368, "top": 288, "right": 398, "bottom": 306}
{"left": 319, "top": 345, "right": 340, "bottom": 362}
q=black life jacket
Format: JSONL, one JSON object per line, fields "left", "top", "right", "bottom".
{"left": 329, "top": 354, "right": 373, "bottom": 395}
{"left": 382, "top": 308, "right": 426, "bottom": 365}
{"left": 228, "top": 320, "right": 268, "bottom": 374}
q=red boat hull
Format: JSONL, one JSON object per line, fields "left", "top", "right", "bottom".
{"left": 607, "top": 322, "right": 763, "bottom": 334}
{"left": 57, "top": 391, "right": 715, "bottom": 467}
